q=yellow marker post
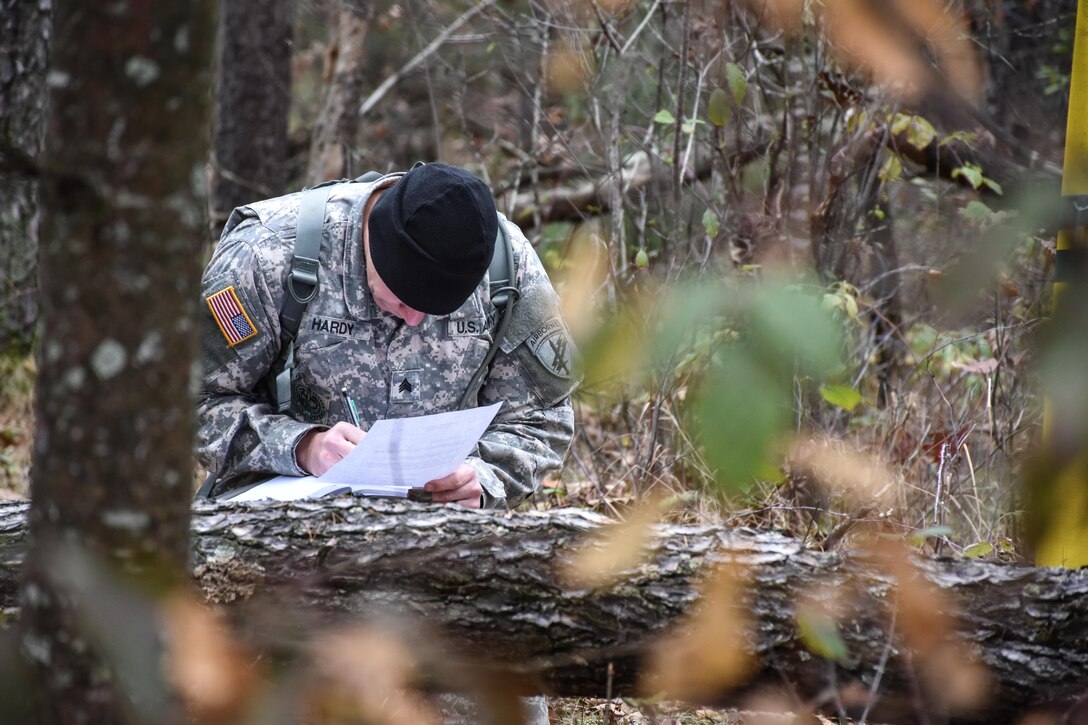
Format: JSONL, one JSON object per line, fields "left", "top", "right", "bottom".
{"left": 1036, "top": 0, "right": 1088, "bottom": 568}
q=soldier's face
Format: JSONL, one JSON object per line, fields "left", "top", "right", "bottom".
{"left": 363, "top": 227, "right": 426, "bottom": 327}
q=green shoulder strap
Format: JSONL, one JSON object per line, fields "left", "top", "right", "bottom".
{"left": 269, "top": 184, "right": 332, "bottom": 412}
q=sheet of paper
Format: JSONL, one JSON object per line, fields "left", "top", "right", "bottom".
{"left": 319, "top": 401, "right": 502, "bottom": 487}
{"left": 225, "top": 402, "right": 502, "bottom": 502}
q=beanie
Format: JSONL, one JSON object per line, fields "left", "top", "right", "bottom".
{"left": 367, "top": 163, "right": 498, "bottom": 316}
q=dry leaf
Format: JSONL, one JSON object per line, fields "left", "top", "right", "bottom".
{"left": 309, "top": 626, "right": 438, "bottom": 725}
{"left": 642, "top": 562, "right": 754, "bottom": 699}
{"left": 160, "top": 593, "right": 257, "bottom": 723}
{"left": 869, "top": 540, "right": 991, "bottom": 712}
{"left": 561, "top": 495, "right": 666, "bottom": 588}
{"left": 788, "top": 437, "right": 896, "bottom": 508}
{"left": 546, "top": 44, "right": 593, "bottom": 95}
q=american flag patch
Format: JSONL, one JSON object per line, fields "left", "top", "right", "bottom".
{"left": 206, "top": 286, "right": 258, "bottom": 346}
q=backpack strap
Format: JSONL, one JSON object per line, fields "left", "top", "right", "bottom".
{"left": 269, "top": 185, "right": 332, "bottom": 412}
{"left": 458, "top": 218, "right": 519, "bottom": 409}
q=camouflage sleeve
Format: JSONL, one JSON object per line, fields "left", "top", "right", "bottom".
{"left": 468, "top": 222, "right": 579, "bottom": 508}
{"left": 195, "top": 219, "right": 325, "bottom": 488}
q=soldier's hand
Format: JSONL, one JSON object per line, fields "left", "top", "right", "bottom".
{"left": 424, "top": 464, "right": 483, "bottom": 508}
{"left": 296, "top": 422, "right": 365, "bottom": 476}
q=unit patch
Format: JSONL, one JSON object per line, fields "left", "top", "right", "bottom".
{"left": 206, "top": 286, "right": 258, "bottom": 346}
{"left": 525, "top": 318, "right": 573, "bottom": 379}
{"left": 309, "top": 315, "right": 357, "bottom": 337}
{"left": 390, "top": 369, "right": 421, "bottom": 403}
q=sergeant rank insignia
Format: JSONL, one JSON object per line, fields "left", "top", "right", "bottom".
{"left": 206, "top": 286, "right": 258, "bottom": 346}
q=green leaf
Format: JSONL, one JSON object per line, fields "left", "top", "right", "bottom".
{"left": 963, "top": 541, "right": 994, "bottom": 559}
{"left": 879, "top": 153, "right": 902, "bottom": 183}
{"left": 653, "top": 109, "right": 676, "bottom": 125}
{"left": 940, "top": 130, "right": 978, "bottom": 147}
{"left": 909, "top": 525, "right": 954, "bottom": 546}
{"left": 708, "top": 87, "right": 731, "bottom": 127}
{"left": 960, "top": 200, "right": 995, "bottom": 223}
{"left": 681, "top": 119, "right": 703, "bottom": 135}
{"left": 635, "top": 249, "right": 649, "bottom": 269}
{"left": 902, "top": 115, "right": 937, "bottom": 150}
{"left": 982, "top": 177, "right": 1004, "bottom": 195}
{"left": 725, "top": 62, "right": 747, "bottom": 105}
{"left": 702, "top": 209, "right": 721, "bottom": 238}
{"left": 819, "top": 385, "right": 863, "bottom": 412}
{"left": 796, "top": 609, "right": 849, "bottom": 663}
{"left": 952, "top": 164, "right": 984, "bottom": 189}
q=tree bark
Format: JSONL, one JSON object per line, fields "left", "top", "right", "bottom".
{"left": 20, "top": 2, "right": 214, "bottom": 722}
{"left": 0, "top": 0, "right": 51, "bottom": 351}
{"left": 3, "top": 500, "right": 1087, "bottom": 721}
{"left": 210, "top": 0, "right": 292, "bottom": 238}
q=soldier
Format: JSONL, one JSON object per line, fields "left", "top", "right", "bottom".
{"left": 196, "top": 163, "right": 578, "bottom": 508}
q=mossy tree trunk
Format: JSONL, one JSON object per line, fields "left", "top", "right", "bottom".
{"left": 17, "top": 2, "right": 214, "bottom": 722}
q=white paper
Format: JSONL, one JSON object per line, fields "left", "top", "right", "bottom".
{"left": 225, "top": 402, "right": 502, "bottom": 502}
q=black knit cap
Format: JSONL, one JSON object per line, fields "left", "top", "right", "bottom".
{"left": 367, "top": 163, "right": 498, "bottom": 316}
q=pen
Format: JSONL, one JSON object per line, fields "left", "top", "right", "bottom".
{"left": 340, "top": 386, "right": 362, "bottom": 427}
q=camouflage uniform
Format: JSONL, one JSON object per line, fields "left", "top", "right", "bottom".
{"left": 197, "top": 173, "right": 577, "bottom": 507}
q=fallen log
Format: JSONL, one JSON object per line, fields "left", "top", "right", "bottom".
{"left": 0, "top": 499, "right": 1085, "bottom": 721}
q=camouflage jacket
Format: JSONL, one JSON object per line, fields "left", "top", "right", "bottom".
{"left": 196, "top": 173, "right": 577, "bottom": 507}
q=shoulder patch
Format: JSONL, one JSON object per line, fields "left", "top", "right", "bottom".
{"left": 525, "top": 318, "right": 573, "bottom": 379}
{"left": 206, "top": 286, "right": 259, "bottom": 346}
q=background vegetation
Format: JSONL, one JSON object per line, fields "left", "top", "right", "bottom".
{"left": 0, "top": 0, "right": 1081, "bottom": 721}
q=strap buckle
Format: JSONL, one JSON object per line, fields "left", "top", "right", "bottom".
{"left": 287, "top": 257, "right": 320, "bottom": 303}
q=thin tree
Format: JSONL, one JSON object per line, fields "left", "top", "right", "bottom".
{"left": 210, "top": 0, "right": 293, "bottom": 238}
{"left": 0, "top": 0, "right": 51, "bottom": 351}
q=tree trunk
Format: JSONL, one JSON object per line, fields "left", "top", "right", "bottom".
{"left": 210, "top": 0, "right": 292, "bottom": 238}
{"left": 0, "top": 0, "right": 51, "bottom": 351}
{"left": 19, "top": 2, "right": 214, "bottom": 722}
{"left": 3, "top": 500, "right": 1087, "bottom": 721}
{"left": 305, "top": 0, "right": 372, "bottom": 185}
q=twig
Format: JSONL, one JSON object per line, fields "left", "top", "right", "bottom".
{"left": 359, "top": 0, "right": 497, "bottom": 116}
{"left": 859, "top": 602, "right": 899, "bottom": 724}
{"left": 620, "top": 0, "right": 662, "bottom": 55}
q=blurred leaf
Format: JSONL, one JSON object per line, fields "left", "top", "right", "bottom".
{"left": 635, "top": 248, "right": 649, "bottom": 269}
{"left": 962, "top": 541, "right": 993, "bottom": 559}
{"left": 562, "top": 497, "right": 667, "bottom": 589}
{"left": 653, "top": 109, "right": 676, "bottom": 125}
{"left": 796, "top": 608, "right": 848, "bottom": 663}
{"left": 696, "top": 350, "right": 789, "bottom": 493}
{"left": 707, "top": 87, "right": 732, "bottom": 127}
{"left": 982, "top": 177, "right": 1004, "bottom": 195}
{"left": 681, "top": 118, "right": 703, "bottom": 134}
{"left": 643, "top": 563, "right": 754, "bottom": 699}
{"left": 702, "top": 209, "right": 721, "bottom": 238}
{"left": 819, "top": 385, "right": 862, "bottom": 412}
{"left": 748, "top": 286, "right": 843, "bottom": 376}
{"left": 960, "top": 200, "right": 995, "bottom": 224}
{"left": 789, "top": 437, "right": 894, "bottom": 507}
{"left": 726, "top": 62, "right": 748, "bottom": 105}
{"left": 909, "top": 525, "right": 953, "bottom": 546}
{"left": 161, "top": 594, "right": 257, "bottom": 721}
{"left": 311, "top": 626, "right": 438, "bottom": 725}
